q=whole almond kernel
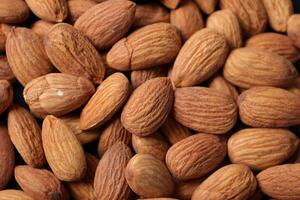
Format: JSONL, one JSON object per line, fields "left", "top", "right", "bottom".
{"left": 166, "top": 133, "right": 226, "bottom": 180}
{"left": 31, "top": 20, "right": 55, "bottom": 37}
{"left": 169, "top": 28, "right": 229, "bottom": 87}
{"left": 107, "top": 23, "right": 181, "bottom": 71}
{"left": 0, "top": 0, "right": 30, "bottom": 24}
{"left": 228, "top": 128, "right": 299, "bottom": 170}
{"left": 7, "top": 105, "right": 46, "bottom": 167}
{"left": 42, "top": 115, "right": 87, "bottom": 181}
{"left": 192, "top": 164, "right": 257, "bottom": 200}
{"left": 287, "top": 14, "right": 300, "bottom": 48}
{"left": 14, "top": 165, "right": 68, "bottom": 200}
{"left": 223, "top": 48, "right": 298, "bottom": 89}
{"left": 175, "top": 179, "right": 204, "bottom": 200}
{"left": 173, "top": 87, "right": 237, "bottom": 134}
{"left": 24, "top": 73, "right": 95, "bottom": 118}
{"left": 0, "top": 190, "right": 34, "bottom": 200}
{"left": 0, "top": 125, "right": 14, "bottom": 190}
{"left": 207, "top": 9, "right": 243, "bottom": 49}
{"left": 257, "top": 164, "right": 300, "bottom": 200}
{"left": 131, "top": 66, "right": 167, "bottom": 89}
{"left": 6, "top": 27, "right": 53, "bottom": 86}
{"left": 0, "top": 24, "right": 11, "bottom": 52}
{"left": 0, "top": 56, "right": 15, "bottom": 82}
{"left": 80, "top": 72, "right": 131, "bottom": 130}
{"left": 121, "top": 77, "right": 173, "bottom": 136}
{"left": 209, "top": 75, "right": 239, "bottom": 101}
{"left": 74, "top": 0, "right": 136, "bottom": 50}
{"left": 0, "top": 80, "right": 13, "bottom": 115}
{"left": 238, "top": 87, "right": 300, "bottom": 128}
{"left": 125, "top": 154, "right": 175, "bottom": 198}
{"left": 45, "top": 23, "right": 106, "bottom": 84}
{"left": 246, "top": 32, "right": 300, "bottom": 63}
{"left": 67, "top": 0, "right": 98, "bottom": 24}
{"left": 25, "top": 0, "right": 68, "bottom": 22}
{"left": 94, "top": 142, "right": 133, "bottom": 200}
{"left": 159, "top": 0, "right": 181, "bottom": 9}
{"left": 194, "top": 0, "right": 218, "bottom": 14}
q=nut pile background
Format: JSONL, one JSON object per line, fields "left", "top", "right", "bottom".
{"left": 0, "top": 0, "right": 300, "bottom": 199}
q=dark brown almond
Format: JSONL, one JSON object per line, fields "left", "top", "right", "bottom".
{"left": 0, "top": 56, "right": 15, "bottom": 82}
{"left": 0, "top": 0, "right": 30, "bottom": 24}
{"left": 0, "top": 80, "right": 13, "bottom": 114}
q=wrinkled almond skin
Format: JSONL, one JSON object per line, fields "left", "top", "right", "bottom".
{"left": 223, "top": 48, "right": 298, "bottom": 89}
{"left": 15, "top": 165, "right": 68, "bottom": 200}
{"left": 45, "top": 23, "right": 105, "bottom": 84}
{"left": 238, "top": 87, "right": 300, "bottom": 127}
{"left": 159, "top": 0, "right": 181, "bottom": 9}
{"left": 0, "top": 80, "right": 13, "bottom": 114}
{"left": 170, "top": 28, "right": 229, "bottom": 87}
{"left": 170, "top": 0, "right": 204, "bottom": 41}
{"left": 246, "top": 33, "right": 300, "bottom": 63}
{"left": 220, "top": 0, "right": 267, "bottom": 36}
{"left": 94, "top": 142, "right": 133, "bottom": 200}
{"left": 6, "top": 27, "right": 53, "bottom": 86}
{"left": 125, "top": 154, "right": 175, "bottom": 198}
{"left": 42, "top": 115, "right": 87, "bottom": 181}
{"left": 107, "top": 23, "right": 181, "bottom": 71}
{"left": 175, "top": 179, "right": 204, "bottom": 200}
{"left": 31, "top": 20, "right": 55, "bottom": 36}
{"left": 257, "top": 164, "right": 300, "bottom": 200}
{"left": 0, "top": 24, "right": 11, "bottom": 52}
{"left": 7, "top": 105, "right": 46, "bottom": 167}
{"left": 263, "top": 0, "right": 293, "bottom": 32}
{"left": 209, "top": 75, "right": 239, "bottom": 101}
{"left": 207, "top": 9, "right": 243, "bottom": 49}
{"left": 74, "top": 0, "right": 136, "bottom": 49}
{"left": 173, "top": 87, "right": 237, "bottom": 134}
{"left": 121, "top": 77, "right": 173, "bottom": 136}
{"left": 0, "top": 126, "right": 14, "bottom": 190}
{"left": 287, "top": 14, "right": 300, "bottom": 49}
{"left": 0, "top": 56, "right": 15, "bottom": 82}
{"left": 67, "top": 0, "right": 97, "bottom": 24}
{"left": 24, "top": 73, "right": 95, "bottom": 118}
{"left": 131, "top": 66, "right": 167, "bottom": 89}
{"left": 228, "top": 128, "right": 299, "bottom": 170}
{"left": 166, "top": 133, "right": 226, "bottom": 180}
{"left": 194, "top": 0, "right": 218, "bottom": 14}
{"left": 80, "top": 73, "right": 131, "bottom": 130}
{"left": 0, "top": 0, "right": 29, "bottom": 24}
{"left": 192, "top": 164, "right": 257, "bottom": 200}
{"left": 25, "top": 0, "right": 68, "bottom": 22}
{"left": 0, "top": 190, "right": 34, "bottom": 200}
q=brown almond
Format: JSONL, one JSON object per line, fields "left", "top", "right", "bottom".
{"left": 0, "top": 190, "right": 34, "bottom": 200}
{"left": 0, "top": 0, "right": 30, "bottom": 24}
{"left": 209, "top": 75, "right": 239, "bottom": 101}
{"left": 0, "top": 56, "right": 15, "bottom": 82}
{"left": 159, "top": 0, "right": 181, "bottom": 9}
{"left": 131, "top": 66, "right": 167, "bottom": 89}
{"left": 175, "top": 179, "right": 204, "bottom": 200}
{"left": 0, "top": 80, "right": 13, "bottom": 115}
{"left": 194, "top": 0, "right": 218, "bottom": 14}
{"left": 67, "top": 0, "right": 97, "bottom": 24}
{"left": 107, "top": 23, "right": 182, "bottom": 71}
{"left": 31, "top": 20, "right": 55, "bottom": 37}
{"left": 170, "top": 28, "right": 229, "bottom": 87}
{"left": 7, "top": 105, "right": 46, "bottom": 167}
{"left": 80, "top": 72, "right": 131, "bottom": 130}
{"left": 288, "top": 14, "right": 300, "bottom": 48}
{"left": 0, "top": 24, "right": 11, "bottom": 52}
{"left": 121, "top": 77, "right": 173, "bottom": 136}
{"left": 45, "top": 23, "right": 105, "bottom": 84}
{"left": 42, "top": 115, "right": 87, "bottom": 181}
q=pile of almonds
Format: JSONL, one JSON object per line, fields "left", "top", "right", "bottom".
{"left": 1, "top": 0, "right": 300, "bottom": 199}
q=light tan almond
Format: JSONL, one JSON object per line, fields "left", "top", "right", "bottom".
{"left": 131, "top": 66, "right": 167, "bottom": 89}
{"left": 31, "top": 20, "right": 55, "bottom": 36}
{"left": 209, "top": 75, "right": 239, "bottom": 101}
{"left": 175, "top": 179, "right": 204, "bottom": 200}
{"left": 0, "top": 0, "right": 30, "bottom": 24}
{"left": 0, "top": 190, "right": 34, "bottom": 200}
{"left": 159, "top": 0, "right": 181, "bottom": 9}
{"left": 0, "top": 56, "right": 15, "bottom": 82}
{"left": 0, "top": 24, "right": 11, "bottom": 52}
{"left": 67, "top": 0, "right": 98, "bottom": 24}
{"left": 287, "top": 14, "right": 300, "bottom": 48}
{"left": 0, "top": 80, "right": 13, "bottom": 114}
{"left": 194, "top": 0, "right": 218, "bottom": 14}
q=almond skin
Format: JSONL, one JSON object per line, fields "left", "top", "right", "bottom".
{"left": 289, "top": 77, "right": 300, "bottom": 97}
{"left": 228, "top": 128, "right": 299, "bottom": 170}
{"left": 25, "top": 0, "right": 68, "bottom": 22}
{"left": 7, "top": 105, "right": 46, "bottom": 167}
{"left": 131, "top": 66, "right": 167, "bottom": 89}
{"left": 0, "top": 80, "right": 13, "bottom": 114}
{"left": 238, "top": 87, "right": 300, "bottom": 127}
{"left": 246, "top": 33, "right": 300, "bottom": 63}
{"left": 121, "top": 77, "right": 173, "bottom": 136}
{"left": 125, "top": 154, "right": 175, "bottom": 198}
{"left": 175, "top": 179, "right": 204, "bottom": 200}
{"left": 209, "top": 75, "right": 239, "bottom": 101}
{"left": 173, "top": 87, "right": 237, "bottom": 134}
{"left": 166, "top": 133, "right": 226, "bottom": 180}
{"left": 44, "top": 23, "right": 105, "bottom": 84}
{"left": 107, "top": 23, "right": 182, "bottom": 71}
{"left": 24, "top": 73, "right": 95, "bottom": 118}
{"left": 287, "top": 14, "right": 300, "bottom": 48}
{"left": 42, "top": 115, "right": 87, "bottom": 181}
{"left": 94, "top": 142, "right": 133, "bottom": 200}
{"left": 67, "top": 0, "right": 97, "bottom": 24}
{"left": 159, "top": 0, "right": 181, "bottom": 9}
{"left": 80, "top": 72, "right": 131, "bottom": 130}
{"left": 257, "top": 164, "right": 300, "bottom": 200}
{"left": 223, "top": 48, "right": 298, "bottom": 89}
{"left": 6, "top": 27, "right": 53, "bottom": 86}
{"left": 0, "top": 56, "right": 15, "bottom": 82}
{"left": 31, "top": 20, "right": 55, "bottom": 37}
{"left": 192, "top": 164, "right": 257, "bottom": 200}
{"left": 0, "top": 24, "right": 11, "bottom": 52}
{"left": 0, "top": 125, "right": 14, "bottom": 190}
{"left": 194, "top": 0, "right": 218, "bottom": 14}
{"left": 0, "top": 0, "right": 30, "bottom": 24}
{"left": 0, "top": 190, "right": 34, "bottom": 200}
{"left": 74, "top": 0, "right": 136, "bottom": 49}
{"left": 170, "top": 28, "right": 229, "bottom": 87}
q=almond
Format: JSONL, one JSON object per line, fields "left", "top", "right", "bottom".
{"left": 121, "top": 77, "right": 173, "bottom": 136}
{"left": 223, "top": 48, "right": 298, "bottom": 89}
{"left": 42, "top": 115, "right": 87, "bottom": 181}
{"left": 173, "top": 87, "right": 237, "bottom": 134}
{"left": 0, "top": 80, "right": 13, "bottom": 114}
{"left": 107, "top": 23, "right": 181, "bottom": 71}
{"left": 0, "top": 24, "right": 11, "bottom": 52}
{"left": 287, "top": 14, "right": 300, "bottom": 48}
{"left": 159, "top": 0, "right": 181, "bottom": 9}
{"left": 228, "top": 128, "right": 299, "bottom": 170}
{"left": 125, "top": 154, "right": 174, "bottom": 198}
{"left": 7, "top": 105, "right": 46, "bottom": 167}
{"left": 209, "top": 75, "right": 239, "bottom": 101}
{"left": 24, "top": 73, "right": 95, "bottom": 118}
{"left": 166, "top": 133, "right": 226, "bottom": 180}
{"left": 192, "top": 164, "right": 257, "bottom": 200}
{"left": 289, "top": 77, "right": 300, "bottom": 96}
{"left": 131, "top": 66, "right": 167, "bottom": 89}
{"left": 175, "top": 179, "right": 204, "bottom": 200}
{"left": 257, "top": 164, "right": 300, "bottom": 200}
{"left": 170, "top": 28, "right": 229, "bottom": 87}
{"left": 194, "top": 0, "right": 218, "bottom": 14}
{"left": 74, "top": 0, "right": 136, "bottom": 49}
{"left": 31, "top": 20, "right": 55, "bottom": 37}
{"left": 0, "top": 56, "right": 15, "bottom": 82}
{"left": 45, "top": 23, "right": 105, "bottom": 84}
{"left": 80, "top": 72, "right": 131, "bottom": 130}
{"left": 238, "top": 87, "right": 300, "bottom": 127}
{"left": 94, "top": 142, "right": 133, "bottom": 200}
{"left": 67, "top": 0, "right": 97, "bottom": 24}
{"left": 0, "top": 190, "right": 34, "bottom": 200}
{"left": 0, "top": 0, "right": 30, "bottom": 24}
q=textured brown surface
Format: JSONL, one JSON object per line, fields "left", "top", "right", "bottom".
{"left": 131, "top": 66, "right": 167, "bottom": 89}
{"left": 175, "top": 179, "right": 204, "bottom": 200}
{"left": 0, "top": 56, "right": 15, "bottom": 82}
{"left": 0, "top": 190, "right": 34, "bottom": 200}
{"left": 209, "top": 75, "right": 239, "bottom": 101}
{"left": 31, "top": 20, "right": 55, "bottom": 36}
{"left": 0, "top": 24, "right": 11, "bottom": 52}
{"left": 194, "top": 0, "right": 218, "bottom": 14}
{"left": 0, "top": 0, "right": 29, "bottom": 24}
{"left": 287, "top": 14, "right": 300, "bottom": 48}
{"left": 159, "top": 0, "right": 181, "bottom": 9}
{"left": 67, "top": 0, "right": 97, "bottom": 24}
{"left": 0, "top": 80, "right": 12, "bottom": 114}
